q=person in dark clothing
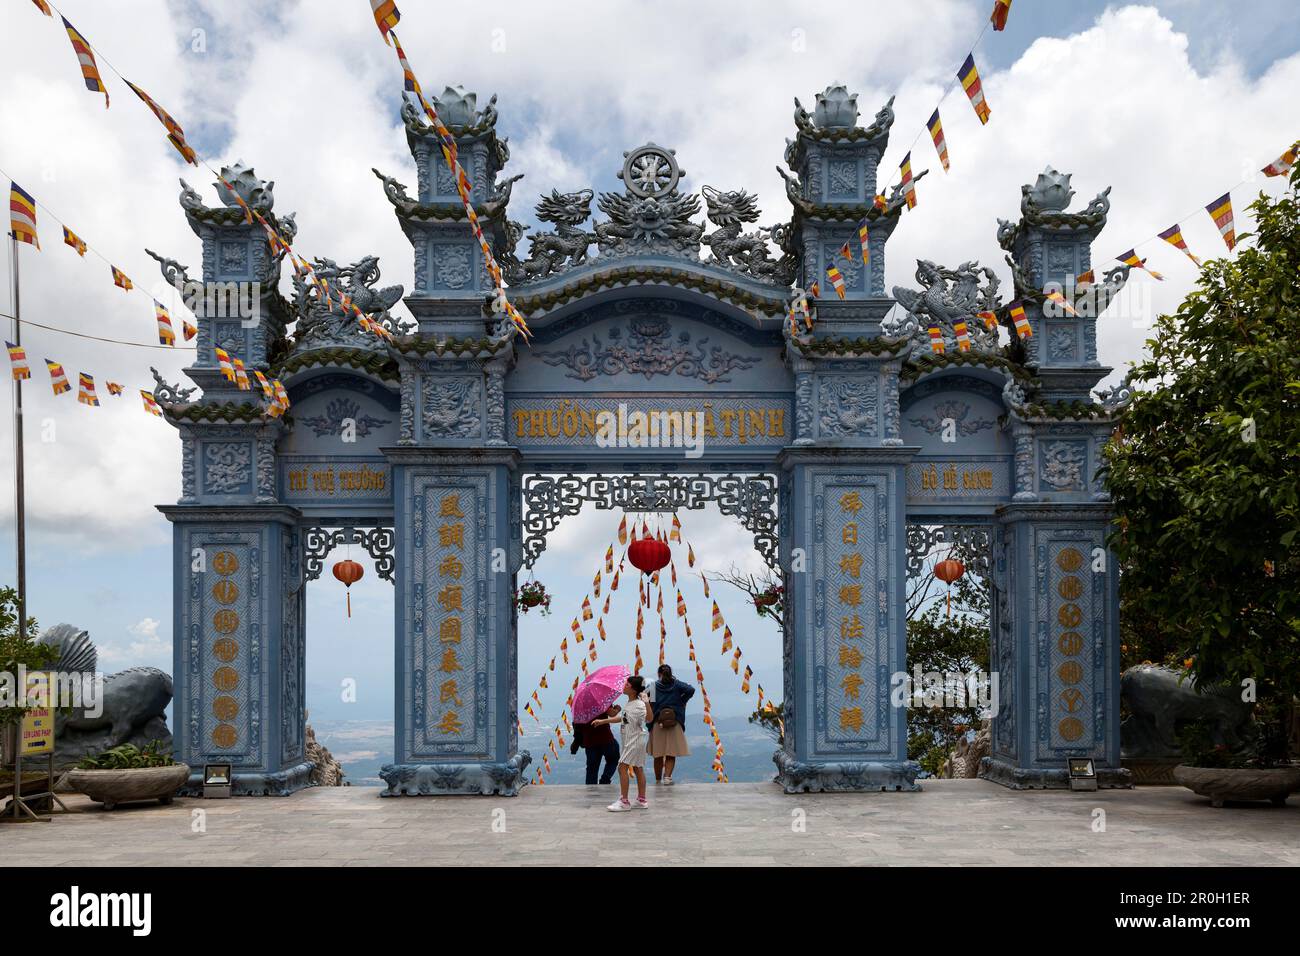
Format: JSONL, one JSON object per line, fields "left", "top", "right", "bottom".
{"left": 571, "top": 703, "right": 621, "bottom": 784}
{"left": 647, "top": 664, "right": 695, "bottom": 785}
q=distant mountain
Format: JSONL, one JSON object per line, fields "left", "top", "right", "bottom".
{"left": 311, "top": 714, "right": 781, "bottom": 788}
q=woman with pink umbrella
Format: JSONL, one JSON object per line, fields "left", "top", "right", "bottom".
{"left": 570, "top": 666, "right": 625, "bottom": 785}
{"left": 582, "top": 666, "right": 653, "bottom": 811}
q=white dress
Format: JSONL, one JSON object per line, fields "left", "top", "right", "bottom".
{"left": 617, "top": 698, "right": 648, "bottom": 766}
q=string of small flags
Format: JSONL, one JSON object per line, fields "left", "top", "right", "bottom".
{"left": 20, "top": 0, "right": 398, "bottom": 359}
{"left": 7, "top": 179, "right": 198, "bottom": 346}
{"left": 369, "top": 2, "right": 530, "bottom": 338}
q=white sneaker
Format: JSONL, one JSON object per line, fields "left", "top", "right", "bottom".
{"left": 663, "top": 777, "right": 674, "bottom": 787}
{"left": 607, "top": 799, "right": 631, "bottom": 812}
{"left": 632, "top": 797, "right": 649, "bottom": 809}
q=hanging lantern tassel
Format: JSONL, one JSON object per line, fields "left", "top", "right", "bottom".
{"left": 332, "top": 559, "right": 365, "bottom": 618}
{"left": 933, "top": 556, "right": 966, "bottom": 617}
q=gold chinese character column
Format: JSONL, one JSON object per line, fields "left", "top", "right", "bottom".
{"left": 774, "top": 449, "right": 919, "bottom": 793}
{"left": 384, "top": 448, "right": 530, "bottom": 796}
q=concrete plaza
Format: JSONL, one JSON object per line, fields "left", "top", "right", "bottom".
{"left": 4, "top": 780, "right": 1297, "bottom": 866}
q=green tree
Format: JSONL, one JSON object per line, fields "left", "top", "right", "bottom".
{"left": 0, "top": 585, "right": 48, "bottom": 729}
{"left": 1105, "top": 169, "right": 1300, "bottom": 758}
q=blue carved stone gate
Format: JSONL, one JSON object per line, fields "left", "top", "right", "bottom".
{"left": 155, "top": 84, "right": 1132, "bottom": 795}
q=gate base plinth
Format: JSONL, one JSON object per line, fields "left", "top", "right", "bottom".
{"left": 379, "top": 751, "right": 532, "bottom": 797}
{"left": 180, "top": 761, "right": 316, "bottom": 797}
{"left": 772, "top": 750, "right": 921, "bottom": 794}
{"left": 979, "top": 757, "right": 1133, "bottom": 790}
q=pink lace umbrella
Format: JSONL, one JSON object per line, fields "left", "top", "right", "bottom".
{"left": 572, "top": 664, "right": 631, "bottom": 724}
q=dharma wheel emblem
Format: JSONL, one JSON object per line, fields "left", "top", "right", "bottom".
{"left": 619, "top": 143, "right": 682, "bottom": 198}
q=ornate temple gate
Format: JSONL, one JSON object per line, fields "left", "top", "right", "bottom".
{"left": 155, "top": 83, "right": 1132, "bottom": 795}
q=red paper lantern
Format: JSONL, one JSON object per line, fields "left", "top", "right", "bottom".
{"left": 627, "top": 537, "right": 671, "bottom": 575}
{"left": 933, "top": 557, "right": 965, "bottom": 617}
{"left": 332, "top": 559, "right": 365, "bottom": 618}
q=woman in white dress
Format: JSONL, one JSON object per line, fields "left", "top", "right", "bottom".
{"left": 592, "top": 674, "right": 652, "bottom": 811}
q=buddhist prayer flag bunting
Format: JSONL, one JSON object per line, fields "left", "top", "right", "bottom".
{"left": 182, "top": 320, "right": 197, "bottom": 341}
{"left": 31, "top": 0, "right": 52, "bottom": 16}
{"left": 730, "top": 647, "right": 742, "bottom": 674}
{"left": 1008, "top": 301, "right": 1032, "bottom": 339}
{"left": 62, "top": 17, "right": 109, "bottom": 107}
{"left": 371, "top": 0, "right": 401, "bottom": 44}
{"left": 1157, "top": 224, "right": 1202, "bottom": 267}
{"left": 953, "top": 320, "right": 971, "bottom": 352}
{"left": 111, "top": 265, "right": 132, "bottom": 291}
{"left": 711, "top": 601, "right": 723, "bottom": 630}
{"left": 1204, "top": 193, "right": 1236, "bottom": 251}
{"left": 873, "top": 193, "right": 888, "bottom": 214}
{"left": 62, "top": 226, "right": 86, "bottom": 256}
{"left": 927, "top": 326, "right": 945, "bottom": 354}
{"left": 9, "top": 183, "right": 39, "bottom": 248}
{"left": 958, "top": 53, "right": 991, "bottom": 124}
{"left": 154, "top": 301, "right": 175, "bottom": 345}
{"left": 253, "top": 370, "right": 274, "bottom": 401}
{"left": 857, "top": 219, "right": 871, "bottom": 265}
{"left": 720, "top": 626, "right": 733, "bottom": 653}
{"left": 592, "top": 569, "right": 602, "bottom": 596}
{"left": 7, "top": 343, "right": 31, "bottom": 380}
{"left": 1075, "top": 269, "right": 1095, "bottom": 286}
{"left": 77, "top": 373, "right": 99, "bottom": 407}
{"left": 598, "top": 618, "right": 606, "bottom": 641}
{"left": 618, "top": 515, "right": 628, "bottom": 544}
{"left": 1117, "top": 249, "right": 1164, "bottom": 280}
{"left": 106, "top": 381, "right": 123, "bottom": 396}
{"left": 826, "top": 265, "right": 846, "bottom": 299}
{"left": 139, "top": 389, "right": 162, "bottom": 416}
{"left": 1044, "top": 291, "right": 1078, "bottom": 316}
{"left": 978, "top": 310, "right": 998, "bottom": 331}
{"left": 990, "top": 0, "right": 1012, "bottom": 31}
{"left": 741, "top": 666, "right": 753, "bottom": 694}
{"left": 838, "top": 239, "right": 853, "bottom": 264}
{"left": 670, "top": 514, "right": 681, "bottom": 542}
{"left": 927, "top": 110, "right": 949, "bottom": 172}
{"left": 46, "top": 360, "right": 71, "bottom": 395}
{"left": 581, "top": 595, "right": 593, "bottom": 621}
{"left": 271, "top": 380, "right": 291, "bottom": 416}
{"left": 392, "top": 33, "right": 421, "bottom": 95}
{"left": 1261, "top": 142, "right": 1297, "bottom": 178}
{"left": 214, "top": 347, "right": 235, "bottom": 382}
{"left": 899, "top": 153, "right": 917, "bottom": 209}
{"left": 687, "top": 544, "right": 695, "bottom": 567}
{"left": 232, "top": 357, "right": 251, "bottom": 391}
{"left": 125, "top": 80, "right": 198, "bottom": 166}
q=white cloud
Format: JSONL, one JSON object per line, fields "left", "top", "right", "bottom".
{"left": 0, "top": 0, "right": 1294, "bottom": 563}
{"left": 97, "top": 615, "right": 169, "bottom": 667}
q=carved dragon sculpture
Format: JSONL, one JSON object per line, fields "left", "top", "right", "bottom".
{"left": 888, "top": 259, "right": 1001, "bottom": 357}
{"left": 700, "top": 186, "right": 795, "bottom": 282}
{"left": 501, "top": 188, "right": 596, "bottom": 283}
{"left": 291, "top": 255, "right": 409, "bottom": 350}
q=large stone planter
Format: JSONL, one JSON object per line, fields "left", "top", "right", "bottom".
{"left": 1173, "top": 764, "right": 1300, "bottom": 808}
{"left": 63, "top": 764, "right": 191, "bottom": 811}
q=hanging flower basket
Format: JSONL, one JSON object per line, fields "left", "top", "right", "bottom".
{"left": 754, "top": 585, "right": 784, "bottom": 618}
{"left": 514, "top": 581, "right": 552, "bottom": 616}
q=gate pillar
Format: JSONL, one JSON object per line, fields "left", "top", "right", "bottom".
{"left": 380, "top": 447, "right": 530, "bottom": 795}
{"left": 160, "top": 504, "right": 310, "bottom": 795}
{"left": 774, "top": 447, "right": 920, "bottom": 792}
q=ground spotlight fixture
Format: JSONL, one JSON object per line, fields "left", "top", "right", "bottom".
{"left": 1068, "top": 758, "right": 1097, "bottom": 792}
{"left": 203, "top": 763, "right": 233, "bottom": 798}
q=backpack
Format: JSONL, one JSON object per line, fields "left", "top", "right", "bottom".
{"left": 657, "top": 706, "right": 678, "bottom": 729}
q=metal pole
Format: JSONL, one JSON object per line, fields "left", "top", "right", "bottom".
{"left": 10, "top": 234, "right": 25, "bottom": 645}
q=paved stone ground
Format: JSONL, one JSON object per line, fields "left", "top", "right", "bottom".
{"left": 4, "top": 780, "right": 1298, "bottom": 866}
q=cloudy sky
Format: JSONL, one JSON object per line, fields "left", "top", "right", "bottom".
{"left": 0, "top": 1, "right": 1296, "bottom": 737}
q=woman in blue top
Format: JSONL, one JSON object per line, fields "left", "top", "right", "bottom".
{"left": 647, "top": 664, "right": 695, "bottom": 785}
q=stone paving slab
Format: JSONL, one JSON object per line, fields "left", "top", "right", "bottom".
{"left": 2, "top": 780, "right": 1297, "bottom": 866}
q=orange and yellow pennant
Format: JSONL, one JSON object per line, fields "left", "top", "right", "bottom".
{"left": 927, "top": 110, "right": 949, "bottom": 172}
{"left": 183, "top": 320, "right": 197, "bottom": 342}
{"left": 7, "top": 343, "right": 31, "bottom": 381}
{"left": 977, "top": 310, "right": 998, "bottom": 332}
{"left": 154, "top": 301, "right": 176, "bottom": 345}
{"left": 125, "top": 80, "right": 198, "bottom": 166}
{"left": 1204, "top": 193, "right": 1236, "bottom": 251}
{"left": 371, "top": 0, "right": 401, "bottom": 44}
{"left": 957, "top": 53, "right": 991, "bottom": 124}
{"left": 927, "top": 326, "right": 945, "bottom": 354}
{"left": 899, "top": 152, "right": 917, "bottom": 209}
{"left": 140, "top": 389, "right": 163, "bottom": 416}
{"left": 111, "top": 265, "right": 132, "bottom": 291}
{"left": 1044, "top": 291, "right": 1078, "bottom": 317}
{"left": 990, "top": 0, "right": 1012, "bottom": 31}
{"left": 106, "top": 381, "right": 124, "bottom": 396}
{"left": 214, "top": 347, "right": 235, "bottom": 382}
{"left": 62, "top": 226, "right": 86, "bottom": 256}
{"left": 953, "top": 320, "right": 971, "bottom": 352}
{"left": 1157, "top": 224, "right": 1202, "bottom": 267}
{"left": 31, "top": 1, "right": 53, "bottom": 16}
{"left": 231, "top": 357, "right": 251, "bottom": 391}
{"left": 61, "top": 17, "right": 109, "bottom": 108}
{"left": 46, "top": 360, "right": 71, "bottom": 395}
{"left": 857, "top": 219, "right": 870, "bottom": 266}
{"left": 826, "top": 265, "right": 846, "bottom": 299}
{"left": 1008, "top": 301, "right": 1032, "bottom": 339}
{"left": 9, "top": 183, "right": 39, "bottom": 248}
{"left": 1261, "top": 141, "right": 1298, "bottom": 178}
{"left": 77, "top": 372, "right": 99, "bottom": 407}
{"left": 1117, "top": 249, "right": 1164, "bottom": 281}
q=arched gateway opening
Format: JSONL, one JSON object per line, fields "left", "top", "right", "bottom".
{"left": 154, "top": 86, "right": 1131, "bottom": 796}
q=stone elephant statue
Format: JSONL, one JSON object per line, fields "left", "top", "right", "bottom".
{"left": 1120, "top": 664, "right": 1253, "bottom": 759}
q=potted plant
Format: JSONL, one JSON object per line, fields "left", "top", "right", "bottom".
{"left": 64, "top": 741, "right": 190, "bottom": 810}
{"left": 514, "top": 581, "right": 552, "bottom": 616}
{"left": 1173, "top": 712, "right": 1300, "bottom": 808}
